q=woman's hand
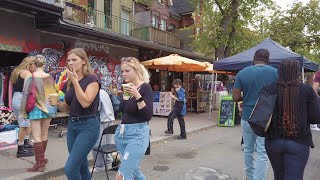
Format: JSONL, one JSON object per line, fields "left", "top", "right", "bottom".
{"left": 66, "top": 67, "right": 78, "bottom": 82}
{"left": 124, "top": 85, "right": 141, "bottom": 99}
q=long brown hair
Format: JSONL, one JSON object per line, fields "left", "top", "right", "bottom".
{"left": 10, "top": 56, "right": 35, "bottom": 84}
{"left": 277, "top": 59, "right": 301, "bottom": 137}
{"left": 66, "top": 48, "right": 93, "bottom": 90}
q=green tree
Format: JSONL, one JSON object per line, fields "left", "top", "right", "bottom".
{"left": 268, "top": 0, "right": 320, "bottom": 63}
{"left": 192, "top": 0, "right": 275, "bottom": 60}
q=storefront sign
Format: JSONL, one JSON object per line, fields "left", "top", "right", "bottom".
{"left": 153, "top": 91, "right": 173, "bottom": 116}
{"left": 75, "top": 40, "right": 110, "bottom": 54}
{"left": 218, "top": 95, "right": 235, "bottom": 127}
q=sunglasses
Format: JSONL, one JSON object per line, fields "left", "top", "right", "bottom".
{"left": 120, "top": 57, "right": 138, "bottom": 63}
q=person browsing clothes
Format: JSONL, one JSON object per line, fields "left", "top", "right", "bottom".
{"left": 20, "top": 55, "right": 57, "bottom": 172}
{"left": 11, "top": 57, "right": 36, "bottom": 158}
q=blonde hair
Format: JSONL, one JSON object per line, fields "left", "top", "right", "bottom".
{"left": 34, "top": 55, "right": 46, "bottom": 67}
{"left": 10, "top": 56, "right": 35, "bottom": 84}
{"left": 67, "top": 48, "right": 93, "bottom": 90}
{"left": 121, "top": 57, "right": 150, "bottom": 83}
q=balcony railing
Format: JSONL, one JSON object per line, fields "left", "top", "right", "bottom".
{"left": 36, "top": 1, "right": 181, "bottom": 49}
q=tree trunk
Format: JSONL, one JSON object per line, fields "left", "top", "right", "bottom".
{"left": 214, "top": 0, "right": 240, "bottom": 60}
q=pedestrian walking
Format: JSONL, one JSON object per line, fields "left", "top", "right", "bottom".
{"left": 311, "top": 70, "right": 320, "bottom": 130}
{"left": 164, "top": 78, "right": 187, "bottom": 139}
{"left": 11, "top": 56, "right": 36, "bottom": 158}
{"left": 90, "top": 89, "right": 115, "bottom": 173}
{"left": 110, "top": 87, "right": 121, "bottom": 119}
{"left": 232, "top": 49, "right": 278, "bottom": 180}
{"left": 53, "top": 48, "right": 101, "bottom": 180}
{"left": 114, "top": 57, "right": 153, "bottom": 180}
{"left": 265, "top": 59, "right": 320, "bottom": 180}
{"left": 20, "top": 55, "right": 57, "bottom": 172}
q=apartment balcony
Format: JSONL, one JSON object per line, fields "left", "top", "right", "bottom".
{"left": 35, "top": 0, "right": 181, "bottom": 49}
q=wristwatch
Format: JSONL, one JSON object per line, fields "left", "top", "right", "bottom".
{"left": 136, "top": 97, "right": 144, "bottom": 102}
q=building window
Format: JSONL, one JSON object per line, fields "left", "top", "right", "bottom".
{"left": 160, "top": 19, "right": 167, "bottom": 31}
{"left": 121, "top": 9, "right": 130, "bottom": 36}
{"left": 104, "top": 0, "right": 112, "bottom": 29}
{"left": 168, "top": 24, "right": 175, "bottom": 32}
{"left": 152, "top": 16, "right": 159, "bottom": 28}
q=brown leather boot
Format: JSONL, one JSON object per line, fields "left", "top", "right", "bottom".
{"left": 27, "top": 142, "right": 45, "bottom": 172}
{"left": 42, "top": 140, "right": 48, "bottom": 164}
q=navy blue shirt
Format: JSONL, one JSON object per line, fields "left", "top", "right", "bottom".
{"left": 65, "top": 74, "right": 101, "bottom": 117}
{"left": 234, "top": 64, "right": 278, "bottom": 120}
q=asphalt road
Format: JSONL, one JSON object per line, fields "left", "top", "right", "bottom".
{"left": 53, "top": 125, "right": 320, "bottom": 180}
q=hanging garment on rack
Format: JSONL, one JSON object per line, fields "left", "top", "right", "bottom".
{"left": 0, "top": 73, "right": 4, "bottom": 106}
{"left": 2, "top": 73, "right": 9, "bottom": 106}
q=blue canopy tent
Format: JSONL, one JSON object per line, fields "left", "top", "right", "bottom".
{"left": 213, "top": 37, "right": 319, "bottom": 72}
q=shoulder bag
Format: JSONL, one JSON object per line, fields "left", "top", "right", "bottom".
{"left": 26, "top": 73, "right": 37, "bottom": 113}
{"left": 248, "top": 83, "right": 277, "bottom": 137}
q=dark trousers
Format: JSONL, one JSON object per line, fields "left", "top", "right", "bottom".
{"left": 265, "top": 139, "right": 310, "bottom": 180}
{"left": 167, "top": 108, "right": 186, "bottom": 137}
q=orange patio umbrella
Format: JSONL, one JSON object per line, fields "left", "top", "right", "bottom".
{"left": 141, "top": 54, "right": 207, "bottom": 72}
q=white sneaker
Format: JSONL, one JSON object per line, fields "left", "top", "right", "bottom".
{"left": 310, "top": 124, "right": 320, "bottom": 131}
{"left": 90, "top": 164, "right": 112, "bottom": 173}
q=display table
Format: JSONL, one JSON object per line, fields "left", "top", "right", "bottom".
{"left": 153, "top": 91, "right": 173, "bottom": 116}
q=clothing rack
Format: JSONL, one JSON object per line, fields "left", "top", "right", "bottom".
{"left": 0, "top": 66, "right": 16, "bottom": 72}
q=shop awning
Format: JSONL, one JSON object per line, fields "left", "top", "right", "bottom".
{"left": 142, "top": 54, "right": 207, "bottom": 72}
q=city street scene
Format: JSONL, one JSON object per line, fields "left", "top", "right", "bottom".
{"left": 0, "top": 0, "right": 320, "bottom": 180}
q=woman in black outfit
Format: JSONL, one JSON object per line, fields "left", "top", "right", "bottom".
{"left": 114, "top": 57, "right": 153, "bottom": 180}
{"left": 265, "top": 60, "right": 320, "bottom": 180}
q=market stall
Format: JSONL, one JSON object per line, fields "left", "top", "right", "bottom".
{"left": 141, "top": 54, "right": 207, "bottom": 116}
{"left": 210, "top": 37, "right": 319, "bottom": 124}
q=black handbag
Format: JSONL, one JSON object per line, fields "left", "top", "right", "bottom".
{"left": 249, "top": 83, "right": 277, "bottom": 137}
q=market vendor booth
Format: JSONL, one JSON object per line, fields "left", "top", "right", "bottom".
{"left": 212, "top": 37, "right": 319, "bottom": 126}
{"left": 141, "top": 54, "right": 207, "bottom": 116}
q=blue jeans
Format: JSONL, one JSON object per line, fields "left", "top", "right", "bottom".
{"left": 266, "top": 139, "right": 309, "bottom": 180}
{"left": 114, "top": 122, "right": 149, "bottom": 180}
{"left": 241, "top": 120, "right": 269, "bottom": 180}
{"left": 64, "top": 115, "right": 100, "bottom": 180}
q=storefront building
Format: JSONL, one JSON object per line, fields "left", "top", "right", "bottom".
{"left": 0, "top": 0, "right": 213, "bottom": 115}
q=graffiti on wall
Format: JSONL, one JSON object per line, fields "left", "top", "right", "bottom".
{"left": 28, "top": 41, "right": 65, "bottom": 72}
{"left": 75, "top": 40, "right": 110, "bottom": 54}
{"left": 89, "top": 56, "right": 122, "bottom": 93}
{"left": 0, "top": 36, "right": 123, "bottom": 93}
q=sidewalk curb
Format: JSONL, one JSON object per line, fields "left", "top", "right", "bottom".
{"left": 25, "top": 124, "right": 217, "bottom": 180}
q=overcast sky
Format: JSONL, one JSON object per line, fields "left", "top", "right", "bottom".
{"left": 276, "top": 0, "right": 309, "bottom": 9}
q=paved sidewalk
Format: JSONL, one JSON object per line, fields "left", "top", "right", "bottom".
{"left": 0, "top": 111, "right": 218, "bottom": 180}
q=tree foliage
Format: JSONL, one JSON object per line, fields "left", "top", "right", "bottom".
{"left": 268, "top": 0, "right": 320, "bottom": 63}
{"left": 193, "top": 0, "right": 320, "bottom": 64}
{"left": 192, "top": 0, "right": 275, "bottom": 60}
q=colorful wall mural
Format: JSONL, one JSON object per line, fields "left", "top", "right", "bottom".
{"left": 0, "top": 36, "right": 123, "bottom": 94}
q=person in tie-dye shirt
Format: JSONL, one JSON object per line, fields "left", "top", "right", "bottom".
{"left": 20, "top": 55, "right": 57, "bottom": 172}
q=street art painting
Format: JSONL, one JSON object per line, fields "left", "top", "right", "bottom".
{"left": 0, "top": 36, "right": 123, "bottom": 94}
{"left": 89, "top": 55, "right": 122, "bottom": 93}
